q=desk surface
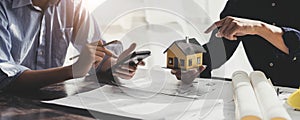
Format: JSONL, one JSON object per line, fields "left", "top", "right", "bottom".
{"left": 0, "top": 76, "right": 100, "bottom": 120}
{"left": 1, "top": 73, "right": 299, "bottom": 120}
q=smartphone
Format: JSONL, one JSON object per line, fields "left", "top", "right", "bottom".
{"left": 111, "top": 50, "right": 151, "bottom": 70}
{"left": 99, "top": 50, "right": 151, "bottom": 86}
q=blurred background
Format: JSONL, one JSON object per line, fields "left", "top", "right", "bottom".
{"left": 65, "top": 0, "right": 253, "bottom": 79}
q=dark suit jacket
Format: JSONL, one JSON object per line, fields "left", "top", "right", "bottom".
{"left": 201, "top": 0, "right": 300, "bottom": 88}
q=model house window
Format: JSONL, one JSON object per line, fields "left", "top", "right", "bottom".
{"left": 180, "top": 59, "right": 185, "bottom": 66}
{"left": 189, "top": 59, "right": 192, "bottom": 66}
{"left": 197, "top": 57, "right": 201, "bottom": 64}
{"left": 168, "top": 58, "right": 173, "bottom": 65}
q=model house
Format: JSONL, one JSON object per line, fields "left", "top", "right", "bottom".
{"left": 163, "top": 37, "right": 206, "bottom": 70}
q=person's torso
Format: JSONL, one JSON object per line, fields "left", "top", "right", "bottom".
{"left": 1, "top": 0, "right": 77, "bottom": 70}
{"left": 222, "top": 0, "right": 300, "bottom": 87}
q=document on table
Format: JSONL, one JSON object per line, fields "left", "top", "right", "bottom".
{"left": 43, "top": 82, "right": 235, "bottom": 120}
{"left": 118, "top": 68, "right": 233, "bottom": 99}
{"left": 42, "top": 68, "right": 300, "bottom": 120}
{"left": 42, "top": 68, "right": 236, "bottom": 120}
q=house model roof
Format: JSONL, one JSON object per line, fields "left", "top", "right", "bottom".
{"left": 163, "top": 38, "right": 206, "bottom": 55}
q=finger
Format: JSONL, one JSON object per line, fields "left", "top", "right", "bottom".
{"left": 96, "top": 46, "right": 106, "bottom": 51}
{"left": 191, "top": 73, "right": 200, "bottom": 78}
{"left": 218, "top": 17, "right": 234, "bottom": 38}
{"left": 222, "top": 21, "right": 237, "bottom": 39}
{"left": 118, "top": 43, "right": 136, "bottom": 62}
{"left": 96, "top": 46, "right": 117, "bottom": 58}
{"left": 94, "top": 56, "right": 103, "bottom": 67}
{"left": 91, "top": 41, "right": 117, "bottom": 58}
{"left": 204, "top": 19, "right": 225, "bottom": 33}
{"left": 171, "top": 69, "right": 182, "bottom": 79}
{"left": 113, "top": 73, "right": 133, "bottom": 80}
{"left": 183, "top": 69, "right": 197, "bottom": 75}
{"left": 102, "top": 49, "right": 117, "bottom": 58}
{"left": 171, "top": 70, "right": 177, "bottom": 75}
{"left": 199, "top": 65, "right": 206, "bottom": 73}
{"left": 223, "top": 27, "right": 238, "bottom": 40}
{"left": 89, "top": 40, "right": 102, "bottom": 46}
{"left": 95, "top": 51, "right": 105, "bottom": 58}
{"left": 115, "top": 68, "right": 136, "bottom": 76}
{"left": 125, "top": 43, "right": 136, "bottom": 55}
{"left": 235, "top": 32, "right": 246, "bottom": 36}
{"left": 120, "top": 65, "right": 137, "bottom": 72}
{"left": 225, "top": 24, "right": 240, "bottom": 40}
{"left": 97, "top": 40, "right": 104, "bottom": 46}
{"left": 113, "top": 69, "right": 136, "bottom": 80}
{"left": 175, "top": 73, "right": 182, "bottom": 80}
{"left": 136, "top": 61, "right": 145, "bottom": 66}
{"left": 94, "top": 55, "right": 103, "bottom": 62}
{"left": 191, "top": 69, "right": 201, "bottom": 77}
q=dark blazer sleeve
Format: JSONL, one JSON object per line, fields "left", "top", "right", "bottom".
{"left": 201, "top": 0, "right": 241, "bottom": 78}
{"left": 282, "top": 27, "right": 300, "bottom": 57}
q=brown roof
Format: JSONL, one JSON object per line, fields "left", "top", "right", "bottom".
{"left": 163, "top": 38, "right": 206, "bottom": 55}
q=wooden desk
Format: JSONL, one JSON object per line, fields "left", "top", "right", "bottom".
{"left": 0, "top": 76, "right": 102, "bottom": 120}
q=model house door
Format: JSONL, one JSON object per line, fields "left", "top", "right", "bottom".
{"left": 174, "top": 57, "right": 179, "bottom": 69}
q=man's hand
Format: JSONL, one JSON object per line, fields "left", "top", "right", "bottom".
{"left": 112, "top": 43, "right": 145, "bottom": 80}
{"left": 171, "top": 65, "right": 206, "bottom": 84}
{"left": 93, "top": 40, "right": 117, "bottom": 68}
{"left": 205, "top": 16, "right": 288, "bottom": 54}
{"left": 72, "top": 40, "right": 114, "bottom": 78}
{"left": 205, "top": 16, "right": 264, "bottom": 40}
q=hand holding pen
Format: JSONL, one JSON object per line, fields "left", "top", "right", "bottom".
{"left": 69, "top": 40, "right": 119, "bottom": 60}
{"left": 71, "top": 40, "right": 120, "bottom": 78}
{"left": 93, "top": 40, "right": 120, "bottom": 68}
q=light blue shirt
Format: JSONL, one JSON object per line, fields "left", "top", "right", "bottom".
{"left": 0, "top": 0, "right": 121, "bottom": 90}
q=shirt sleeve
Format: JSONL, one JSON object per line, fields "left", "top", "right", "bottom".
{"left": 281, "top": 27, "right": 300, "bottom": 56}
{"left": 0, "top": 8, "right": 29, "bottom": 90}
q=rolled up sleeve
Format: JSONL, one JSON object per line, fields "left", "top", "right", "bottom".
{"left": 282, "top": 27, "right": 300, "bottom": 56}
{"left": 0, "top": 10, "right": 29, "bottom": 90}
{"left": 0, "top": 63, "right": 29, "bottom": 90}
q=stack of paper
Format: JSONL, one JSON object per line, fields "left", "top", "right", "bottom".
{"left": 232, "top": 71, "right": 291, "bottom": 120}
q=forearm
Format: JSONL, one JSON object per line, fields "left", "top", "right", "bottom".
{"left": 9, "top": 65, "right": 73, "bottom": 90}
{"left": 256, "top": 22, "right": 289, "bottom": 54}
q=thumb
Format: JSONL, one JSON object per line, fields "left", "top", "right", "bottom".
{"left": 118, "top": 43, "right": 136, "bottom": 62}
{"left": 199, "top": 65, "right": 207, "bottom": 73}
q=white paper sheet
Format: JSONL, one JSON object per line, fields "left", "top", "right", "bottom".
{"left": 119, "top": 68, "right": 232, "bottom": 99}
{"left": 42, "top": 69, "right": 300, "bottom": 120}
{"left": 43, "top": 77, "right": 234, "bottom": 120}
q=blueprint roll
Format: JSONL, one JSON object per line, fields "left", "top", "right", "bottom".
{"left": 250, "top": 71, "right": 291, "bottom": 120}
{"left": 232, "top": 71, "right": 262, "bottom": 120}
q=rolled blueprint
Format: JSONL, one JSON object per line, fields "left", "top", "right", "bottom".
{"left": 250, "top": 71, "right": 291, "bottom": 120}
{"left": 232, "top": 71, "right": 262, "bottom": 120}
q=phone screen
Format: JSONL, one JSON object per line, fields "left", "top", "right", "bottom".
{"left": 113, "top": 51, "right": 151, "bottom": 69}
{"left": 101, "top": 50, "right": 151, "bottom": 83}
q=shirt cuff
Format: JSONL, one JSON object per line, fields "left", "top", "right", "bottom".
{"left": 0, "top": 62, "right": 29, "bottom": 77}
{"left": 281, "top": 27, "right": 300, "bottom": 55}
{"left": 0, "top": 62, "right": 29, "bottom": 90}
